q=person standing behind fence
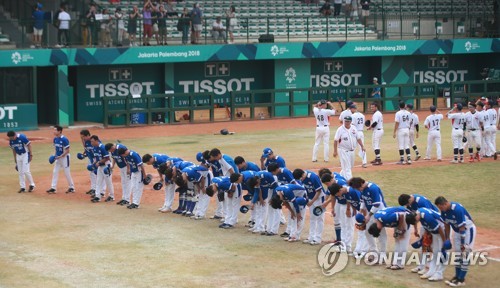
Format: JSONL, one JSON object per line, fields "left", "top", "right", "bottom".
{"left": 157, "top": 5, "right": 168, "bottom": 45}
{"left": 128, "top": 5, "right": 140, "bottom": 47}
{"left": 86, "top": 3, "right": 98, "bottom": 47}
{"left": 31, "top": 3, "right": 44, "bottom": 48}
{"left": 225, "top": 5, "right": 236, "bottom": 44}
{"left": 371, "top": 77, "right": 381, "bottom": 98}
{"left": 179, "top": 7, "right": 191, "bottom": 45}
{"left": 99, "top": 8, "right": 112, "bottom": 47}
{"left": 114, "top": 8, "right": 125, "bottom": 46}
{"left": 191, "top": 2, "right": 203, "bottom": 44}
{"left": 333, "top": 0, "right": 342, "bottom": 17}
{"left": 360, "top": 0, "right": 370, "bottom": 26}
{"left": 143, "top": 0, "right": 154, "bottom": 46}
{"left": 56, "top": 4, "right": 71, "bottom": 48}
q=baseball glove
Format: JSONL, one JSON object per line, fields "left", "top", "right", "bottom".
{"left": 142, "top": 174, "right": 153, "bottom": 185}
{"left": 411, "top": 239, "right": 422, "bottom": 249}
{"left": 220, "top": 128, "right": 229, "bottom": 135}
{"left": 462, "top": 136, "right": 468, "bottom": 143}
{"left": 153, "top": 182, "right": 163, "bottom": 191}
{"left": 217, "top": 190, "right": 225, "bottom": 202}
{"left": 364, "top": 120, "right": 371, "bottom": 127}
{"left": 422, "top": 232, "right": 433, "bottom": 252}
{"left": 355, "top": 222, "right": 366, "bottom": 231}
{"left": 393, "top": 228, "right": 405, "bottom": 238}
{"left": 48, "top": 155, "right": 56, "bottom": 164}
{"left": 242, "top": 194, "right": 252, "bottom": 202}
{"left": 77, "top": 152, "right": 86, "bottom": 160}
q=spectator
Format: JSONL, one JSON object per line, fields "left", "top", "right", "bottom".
{"left": 212, "top": 16, "right": 227, "bottom": 43}
{"left": 319, "top": 0, "right": 332, "bottom": 17}
{"left": 361, "top": 0, "right": 371, "bottom": 26}
{"left": 86, "top": 3, "right": 98, "bottom": 47}
{"left": 114, "top": 7, "right": 125, "bottom": 46}
{"left": 56, "top": 4, "right": 71, "bottom": 48}
{"left": 179, "top": 7, "right": 191, "bottom": 44}
{"left": 225, "top": 5, "right": 236, "bottom": 44}
{"left": 333, "top": 0, "right": 342, "bottom": 17}
{"left": 151, "top": 5, "right": 160, "bottom": 45}
{"left": 344, "top": 0, "right": 353, "bottom": 20}
{"left": 371, "top": 77, "right": 381, "bottom": 98}
{"left": 31, "top": 3, "right": 44, "bottom": 48}
{"left": 165, "top": 0, "right": 178, "bottom": 17}
{"left": 190, "top": 2, "right": 203, "bottom": 44}
{"left": 143, "top": 0, "right": 154, "bottom": 46}
{"left": 157, "top": 5, "right": 168, "bottom": 45}
{"left": 99, "top": 8, "right": 112, "bottom": 47}
{"left": 128, "top": 5, "right": 141, "bottom": 47}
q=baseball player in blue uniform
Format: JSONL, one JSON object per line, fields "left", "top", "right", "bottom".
{"left": 368, "top": 206, "right": 411, "bottom": 269}
{"left": 245, "top": 171, "right": 279, "bottom": 235}
{"left": 349, "top": 177, "right": 387, "bottom": 258}
{"left": 230, "top": 170, "right": 257, "bottom": 227}
{"left": 272, "top": 184, "right": 308, "bottom": 242}
{"left": 190, "top": 160, "right": 213, "bottom": 220}
{"left": 260, "top": 147, "right": 286, "bottom": 170}
{"left": 80, "top": 129, "right": 96, "bottom": 195}
{"left": 165, "top": 160, "right": 195, "bottom": 214}
{"left": 434, "top": 196, "right": 476, "bottom": 287}
{"left": 209, "top": 148, "right": 239, "bottom": 221}
{"left": 47, "top": 125, "right": 75, "bottom": 194}
{"left": 7, "top": 131, "right": 35, "bottom": 193}
{"left": 406, "top": 208, "right": 447, "bottom": 281}
{"left": 105, "top": 143, "right": 130, "bottom": 206}
{"left": 206, "top": 176, "right": 242, "bottom": 228}
{"left": 117, "top": 147, "right": 145, "bottom": 209}
{"left": 234, "top": 156, "right": 260, "bottom": 172}
{"left": 90, "top": 135, "right": 114, "bottom": 203}
{"left": 293, "top": 169, "right": 326, "bottom": 245}
{"left": 175, "top": 164, "right": 210, "bottom": 217}
{"left": 143, "top": 153, "right": 172, "bottom": 212}
{"left": 268, "top": 162, "right": 297, "bottom": 237}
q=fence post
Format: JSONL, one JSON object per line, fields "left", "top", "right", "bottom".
{"left": 147, "top": 95, "right": 152, "bottom": 124}
{"left": 125, "top": 96, "right": 130, "bottom": 127}
{"left": 230, "top": 92, "right": 235, "bottom": 120}
{"left": 250, "top": 92, "right": 255, "bottom": 119}
{"left": 169, "top": 96, "right": 175, "bottom": 124}
{"left": 289, "top": 90, "right": 294, "bottom": 117}
{"left": 210, "top": 94, "right": 214, "bottom": 122}
{"left": 103, "top": 97, "right": 109, "bottom": 127}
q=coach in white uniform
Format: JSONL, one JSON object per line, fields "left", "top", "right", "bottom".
{"left": 463, "top": 103, "right": 482, "bottom": 162}
{"left": 393, "top": 101, "right": 412, "bottom": 165}
{"left": 333, "top": 116, "right": 365, "bottom": 180}
{"left": 312, "top": 99, "right": 336, "bottom": 162}
{"left": 367, "top": 102, "right": 384, "bottom": 165}
{"left": 423, "top": 105, "right": 443, "bottom": 161}
{"left": 350, "top": 104, "right": 367, "bottom": 168}
{"left": 446, "top": 103, "right": 466, "bottom": 163}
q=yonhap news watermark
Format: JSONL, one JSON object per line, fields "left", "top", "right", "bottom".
{"left": 317, "top": 242, "right": 489, "bottom": 276}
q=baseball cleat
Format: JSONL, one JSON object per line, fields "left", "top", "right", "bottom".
{"left": 260, "top": 231, "right": 267, "bottom": 235}
{"left": 194, "top": 215, "right": 205, "bottom": 220}
{"left": 411, "top": 267, "right": 422, "bottom": 273}
{"left": 86, "top": 189, "right": 95, "bottom": 195}
{"left": 469, "top": 156, "right": 474, "bottom": 162}
{"left": 127, "top": 203, "right": 139, "bottom": 209}
{"left": 18, "top": 188, "right": 26, "bottom": 193}
{"left": 266, "top": 232, "right": 277, "bottom": 236}
{"left": 390, "top": 265, "right": 404, "bottom": 270}
{"left": 210, "top": 215, "right": 223, "bottom": 219}
{"left": 475, "top": 152, "right": 481, "bottom": 161}
{"left": 448, "top": 279, "right": 465, "bottom": 287}
{"left": 28, "top": 185, "right": 35, "bottom": 192}
{"left": 158, "top": 205, "right": 167, "bottom": 212}
{"left": 415, "top": 155, "right": 421, "bottom": 161}
{"left": 437, "top": 159, "right": 442, "bottom": 162}
{"left": 372, "top": 159, "right": 383, "bottom": 165}
{"left": 494, "top": 153, "right": 498, "bottom": 160}
{"left": 310, "top": 240, "right": 320, "bottom": 245}
{"left": 417, "top": 269, "right": 427, "bottom": 275}
{"left": 396, "top": 161, "right": 405, "bottom": 165}
{"left": 302, "top": 239, "right": 311, "bottom": 244}
{"left": 91, "top": 197, "right": 100, "bottom": 203}
{"left": 420, "top": 273, "right": 432, "bottom": 279}
{"left": 104, "top": 196, "right": 114, "bottom": 202}
{"left": 406, "top": 159, "right": 412, "bottom": 165}
{"left": 280, "top": 232, "right": 290, "bottom": 238}
{"left": 222, "top": 224, "right": 234, "bottom": 229}
{"left": 428, "top": 276, "right": 443, "bottom": 281}
{"left": 159, "top": 207, "right": 172, "bottom": 213}
{"left": 445, "top": 277, "right": 457, "bottom": 285}
{"left": 370, "top": 159, "right": 378, "bottom": 164}
{"left": 46, "top": 188, "right": 56, "bottom": 194}
{"left": 251, "top": 230, "right": 262, "bottom": 234}
{"left": 362, "top": 163, "right": 367, "bottom": 168}
{"left": 288, "top": 237, "right": 299, "bottom": 242}
{"left": 450, "top": 160, "right": 459, "bottom": 164}
{"left": 312, "top": 160, "right": 318, "bottom": 162}
{"left": 184, "top": 211, "right": 193, "bottom": 217}
{"left": 66, "top": 188, "right": 75, "bottom": 194}
{"left": 245, "top": 221, "right": 255, "bottom": 227}
{"left": 219, "top": 223, "right": 229, "bottom": 228}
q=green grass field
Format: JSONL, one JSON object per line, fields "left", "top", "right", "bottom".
{"left": 0, "top": 122, "right": 498, "bottom": 287}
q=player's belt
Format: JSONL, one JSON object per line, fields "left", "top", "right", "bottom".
{"left": 469, "top": 129, "right": 477, "bottom": 131}
{"left": 454, "top": 128, "right": 461, "bottom": 130}
{"left": 436, "top": 129, "right": 439, "bottom": 131}
{"left": 317, "top": 125, "right": 328, "bottom": 127}
{"left": 376, "top": 128, "right": 382, "bottom": 130}
{"left": 17, "top": 152, "right": 26, "bottom": 155}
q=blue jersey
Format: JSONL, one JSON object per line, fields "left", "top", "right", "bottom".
{"left": 417, "top": 207, "right": 444, "bottom": 233}
{"left": 9, "top": 133, "right": 30, "bottom": 155}
{"left": 152, "top": 153, "right": 169, "bottom": 169}
{"left": 300, "top": 170, "right": 325, "bottom": 200}
{"left": 409, "top": 194, "right": 438, "bottom": 212}
{"left": 209, "top": 160, "right": 222, "bottom": 177}
{"left": 264, "top": 155, "right": 286, "bottom": 169}
{"left": 242, "top": 161, "right": 260, "bottom": 172}
{"left": 333, "top": 172, "right": 347, "bottom": 204}
{"left": 83, "top": 140, "right": 94, "bottom": 160}
{"left": 240, "top": 170, "right": 257, "bottom": 191}
{"left": 212, "top": 176, "right": 233, "bottom": 192}
{"left": 93, "top": 143, "right": 110, "bottom": 163}
{"left": 275, "top": 184, "right": 307, "bottom": 213}
{"left": 111, "top": 144, "right": 127, "bottom": 168}
{"left": 345, "top": 187, "right": 362, "bottom": 211}
{"left": 360, "top": 182, "right": 387, "bottom": 213}
{"left": 166, "top": 157, "right": 183, "bottom": 166}
{"left": 173, "top": 161, "right": 194, "bottom": 170}
{"left": 53, "top": 135, "right": 70, "bottom": 156}
{"left": 276, "top": 168, "right": 297, "bottom": 185}
{"left": 252, "top": 171, "right": 278, "bottom": 202}
{"left": 374, "top": 206, "right": 409, "bottom": 228}
{"left": 441, "top": 202, "right": 474, "bottom": 233}
{"left": 125, "top": 150, "right": 143, "bottom": 173}
{"left": 218, "top": 154, "right": 239, "bottom": 175}
{"left": 182, "top": 165, "right": 208, "bottom": 183}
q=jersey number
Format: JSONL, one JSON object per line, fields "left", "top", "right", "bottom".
{"left": 357, "top": 118, "right": 363, "bottom": 125}
{"left": 402, "top": 115, "right": 409, "bottom": 122}
{"left": 432, "top": 119, "right": 440, "bottom": 127}
{"left": 317, "top": 115, "right": 324, "bottom": 121}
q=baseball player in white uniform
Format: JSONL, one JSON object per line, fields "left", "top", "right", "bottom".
{"left": 338, "top": 100, "right": 354, "bottom": 124}
{"left": 446, "top": 103, "right": 466, "bottom": 163}
{"left": 333, "top": 116, "right": 365, "bottom": 180}
{"left": 407, "top": 104, "right": 421, "bottom": 161}
{"left": 463, "top": 103, "right": 482, "bottom": 162}
{"left": 476, "top": 101, "right": 488, "bottom": 158}
{"left": 312, "top": 99, "right": 336, "bottom": 162}
{"left": 483, "top": 100, "right": 497, "bottom": 158}
{"left": 423, "top": 105, "right": 443, "bottom": 161}
{"left": 350, "top": 104, "right": 367, "bottom": 168}
{"left": 367, "top": 102, "right": 384, "bottom": 165}
{"left": 7, "top": 131, "right": 35, "bottom": 193}
{"left": 393, "top": 101, "right": 412, "bottom": 165}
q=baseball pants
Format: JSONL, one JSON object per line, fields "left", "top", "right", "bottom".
{"left": 215, "top": 197, "right": 224, "bottom": 217}
{"left": 416, "top": 226, "right": 428, "bottom": 271}
{"left": 163, "top": 183, "right": 176, "bottom": 209}
{"left": 340, "top": 204, "right": 355, "bottom": 252}
{"left": 452, "top": 129, "right": 464, "bottom": 149}
{"left": 356, "top": 131, "right": 367, "bottom": 165}
{"left": 224, "top": 191, "right": 241, "bottom": 226}
{"left": 307, "top": 197, "right": 325, "bottom": 243}
{"left": 95, "top": 164, "right": 114, "bottom": 200}
{"left": 425, "top": 230, "right": 445, "bottom": 279}
{"left": 130, "top": 171, "right": 145, "bottom": 206}
{"left": 312, "top": 126, "right": 330, "bottom": 162}
{"left": 372, "top": 129, "right": 384, "bottom": 150}
{"left": 465, "top": 130, "right": 481, "bottom": 149}
{"left": 119, "top": 166, "right": 131, "bottom": 202}
{"left": 280, "top": 209, "right": 286, "bottom": 224}
{"left": 288, "top": 206, "right": 306, "bottom": 239}
{"left": 409, "top": 130, "right": 417, "bottom": 147}
{"left": 50, "top": 155, "right": 74, "bottom": 190}
{"left": 252, "top": 196, "right": 268, "bottom": 233}
{"left": 354, "top": 229, "right": 369, "bottom": 256}
{"left": 365, "top": 216, "right": 387, "bottom": 255}
{"left": 194, "top": 193, "right": 210, "bottom": 217}
{"left": 484, "top": 126, "right": 497, "bottom": 156}
{"left": 88, "top": 158, "right": 96, "bottom": 190}
{"left": 397, "top": 128, "right": 410, "bottom": 150}
{"left": 333, "top": 201, "right": 341, "bottom": 240}
{"left": 392, "top": 228, "right": 411, "bottom": 267}
{"left": 339, "top": 149, "right": 355, "bottom": 181}
{"left": 15, "top": 152, "right": 34, "bottom": 189}
{"left": 426, "top": 130, "right": 442, "bottom": 160}
{"left": 266, "top": 204, "right": 281, "bottom": 234}
{"left": 450, "top": 224, "right": 476, "bottom": 279}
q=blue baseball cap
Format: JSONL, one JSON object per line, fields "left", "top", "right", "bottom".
{"left": 37, "top": 3, "right": 43, "bottom": 9}
{"left": 355, "top": 213, "right": 365, "bottom": 223}
{"left": 196, "top": 152, "right": 204, "bottom": 162}
{"left": 262, "top": 147, "right": 273, "bottom": 158}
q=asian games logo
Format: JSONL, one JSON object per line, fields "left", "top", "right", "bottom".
{"left": 285, "top": 67, "right": 296, "bottom": 83}
{"left": 11, "top": 52, "right": 21, "bottom": 64}
{"left": 270, "top": 45, "right": 279, "bottom": 56}
{"left": 464, "top": 41, "right": 472, "bottom": 52}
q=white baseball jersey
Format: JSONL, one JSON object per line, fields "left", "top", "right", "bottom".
{"left": 339, "top": 110, "right": 352, "bottom": 123}
{"left": 486, "top": 108, "right": 498, "bottom": 126}
{"left": 334, "top": 125, "right": 360, "bottom": 151}
{"left": 395, "top": 109, "right": 411, "bottom": 129}
{"left": 371, "top": 111, "right": 383, "bottom": 129}
{"left": 409, "top": 112, "right": 419, "bottom": 131}
{"left": 464, "top": 111, "right": 481, "bottom": 130}
{"left": 424, "top": 114, "right": 443, "bottom": 131}
{"left": 448, "top": 112, "right": 466, "bottom": 129}
{"left": 314, "top": 107, "right": 335, "bottom": 127}
{"left": 351, "top": 111, "right": 365, "bottom": 131}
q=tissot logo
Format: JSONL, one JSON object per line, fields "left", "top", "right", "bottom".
{"left": 109, "top": 68, "right": 132, "bottom": 81}
{"left": 428, "top": 56, "right": 448, "bottom": 68}
{"left": 205, "top": 62, "right": 230, "bottom": 77}
{"left": 324, "top": 60, "right": 343, "bottom": 72}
